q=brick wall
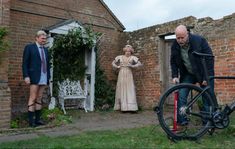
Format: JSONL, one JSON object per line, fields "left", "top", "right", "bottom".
{"left": 1, "top": 0, "right": 235, "bottom": 129}
{"left": 120, "top": 17, "right": 197, "bottom": 109}
{"left": 120, "top": 14, "right": 235, "bottom": 108}
{"left": 8, "top": 0, "right": 124, "bottom": 114}
{"left": 194, "top": 14, "right": 235, "bottom": 105}
{"left": 0, "top": 0, "right": 10, "bottom": 81}
{"left": 0, "top": 0, "right": 11, "bottom": 129}
{"left": 120, "top": 29, "right": 161, "bottom": 109}
{"left": 0, "top": 82, "right": 11, "bottom": 129}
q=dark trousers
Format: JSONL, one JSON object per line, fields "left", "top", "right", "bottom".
{"left": 177, "top": 73, "right": 214, "bottom": 124}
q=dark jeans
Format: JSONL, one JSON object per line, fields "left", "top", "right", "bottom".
{"left": 177, "top": 74, "right": 214, "bottom": 124}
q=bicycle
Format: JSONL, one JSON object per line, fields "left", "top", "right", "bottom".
{"left": 155, "top": 51, "right": 235, "bottom": 141}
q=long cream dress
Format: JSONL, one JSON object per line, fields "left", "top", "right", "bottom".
{"left": 112, "top": 55, "right": 142, "bottom": 111}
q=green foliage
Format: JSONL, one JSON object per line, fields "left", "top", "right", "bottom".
{"left": 49, "top": 26, "right": 115, "bottom": 110}
{"left": 0, "top": 27, "right": 9, "bottom": 63}
{"left": 0, "top": 27, "right": 9, "bottom": 52}
{"left": 10, "top": 113, "right": 28, "bottom": 128}
{"left": 50, "top": 27, "right": 100, "bottom": 96}
{"left": 42, "top": 108, "right": 72, "bottom": 126}
{"left": 10, "top": 119, "right": 19, "bottom": 128}
{"left": 95, "top": 61, "right": 115, "bottom": 111}
{"left": 10, "top": 108, "right": 72, "bottom": 128}
{"left": 197, "top": 96, "right": 203, "bottom": 110}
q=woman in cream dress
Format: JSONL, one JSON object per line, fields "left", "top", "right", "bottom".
{"left": 112, "top": 45, "right": 142, "bottom": 111}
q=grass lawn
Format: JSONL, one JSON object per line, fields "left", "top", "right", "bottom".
{"left": 0, "top": 113, "right": 234, "bottom": 148}
{"left": 0, "top": 126, "right": 234, "bottom": 148}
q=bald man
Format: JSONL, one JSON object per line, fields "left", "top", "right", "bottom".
{"left": 170, "top": 25, "right": 214, "bottom": 126}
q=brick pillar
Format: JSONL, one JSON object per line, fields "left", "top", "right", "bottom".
{"left": 0, "top": 0, "right": 11, "bottom": 129}
{"left": 0, "top": 48, "right": 11, "bottom": 129}
{"left": 0, "top": 82, "right": 11, "bottom": 129}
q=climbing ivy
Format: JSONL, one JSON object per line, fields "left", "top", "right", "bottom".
{"left": 0, "top": 27, "right": 9, "bottom": 52}
{"left": 50, "top": 27, "right": 115, "bottom": 110}
{"left": 95, "top": 56, "right": 115, "bottom": 111}
{"left": 0, "top": 27, "right": 10, "bottom": 64}
{"left": 50, "top": 27, "right": 100, "bottom": 96}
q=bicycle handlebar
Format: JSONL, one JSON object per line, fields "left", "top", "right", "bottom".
{"left": 210, "top": 76, "right": 235, "bottom": 80}
{"left": 192, "top": 51, "right": 214, "bottom": 58}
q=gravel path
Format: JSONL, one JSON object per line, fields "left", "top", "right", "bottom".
{"left": 0, "top": 110, "right": 158, "bottom": 143}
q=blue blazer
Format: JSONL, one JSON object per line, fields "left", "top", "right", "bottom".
{"left": 22, "top": 43, "right": 50, "bottom": 84}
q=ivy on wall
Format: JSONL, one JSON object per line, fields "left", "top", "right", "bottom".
{"left": 0, "top": 27, "right": 10, "bottom": 66}
{"left": 95, "top": 59, "right": 115, "bottom": 110}
{"left": 50, "top": 27, "right": 115, "bottom": 110}
{"left": 50, "top": 27, "right": 99, "bottom": 96}
{"left": 0, "top": 27, "right": 9, "bottom": 52}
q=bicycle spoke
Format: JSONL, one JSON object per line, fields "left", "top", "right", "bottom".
{"left": 158, "top": 84, "right": 215, "bottom": 140}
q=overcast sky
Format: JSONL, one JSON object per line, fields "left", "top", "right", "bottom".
{"left": 103, "top": 0, "right": 235, "bottom": 31}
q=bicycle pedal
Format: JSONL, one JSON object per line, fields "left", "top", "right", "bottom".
{"left": 230, "top": 102, "right": 235, "bottom": 111}
{"left": 223, "top": 105, "right": 232, "bottom": 115}
{"left": 207, "top": 128, "right": 215, "bottom": 135}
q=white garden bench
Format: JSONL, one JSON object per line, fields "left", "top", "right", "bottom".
{"left": 58, "top": 78, "right": 87, "bottom": 114}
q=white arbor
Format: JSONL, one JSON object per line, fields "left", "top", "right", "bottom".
{"left": 45, "top": 20, "right": 96, "bottom": 111}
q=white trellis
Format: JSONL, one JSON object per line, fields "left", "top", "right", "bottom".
{"left": 45, "top": 20, "right": 96, "bottom": 111}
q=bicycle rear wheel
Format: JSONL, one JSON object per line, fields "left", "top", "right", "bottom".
{"left": 157, "top": 83, "right": 216, "bottom": 140}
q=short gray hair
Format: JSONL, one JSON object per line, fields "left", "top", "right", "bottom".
{"left": 36, "top": 30, "right": 47, "bottom": 37}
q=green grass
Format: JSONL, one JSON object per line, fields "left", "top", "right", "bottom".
{"left": 0, "top": 124, "right": 234, "bottom": 149}
{"left": 1, "top": 112, "right": 234, "bottom": 149}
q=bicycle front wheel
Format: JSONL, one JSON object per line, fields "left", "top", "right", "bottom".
{"left": 157, "top": 83, "right": 216, "bottom": 140}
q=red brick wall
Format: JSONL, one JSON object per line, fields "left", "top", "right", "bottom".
{"left": 120, "top": 30, "right": 161, "bottom": 109}
{"left": 1, "top": 0, "right": 235, "bottom": 130}
{"left": 0, "top": 0, "right": 10, "bottom": 27}
{"left": 187, "top": 15, "right": 235, "bottom": 105}
{"left": 200, "top": 16, "right": 235, "bottom": 105}
{"left": 121, "top": 17, "right": 197, "bottom": 109}
{"left": 121, "top": 14, "right": 235, "bottom": 108}
{"left": 210, "top": 37, "right": 235, "bottom": 104}
{"left": 8, "top": 0, "right": 124, "bottom": 114}
{"left": 0, "top": 0, "right": 11, "bottom": 129}
{"left": 0, "top": 83, "right": 11, "bottom": 129}
{"left": 0, "top": 0, "right": 10, "bottom": 81}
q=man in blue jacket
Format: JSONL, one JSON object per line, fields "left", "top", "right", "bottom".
{"left": 170, "top": 25, "right": 214, "bottom": 126}
{"left": 22, "top": 30, "right": 50, "bottom": 127}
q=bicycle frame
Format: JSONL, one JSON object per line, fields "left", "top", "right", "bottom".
{"left": 193, "top": 51, "right": 235, "bottom": 117}
{"left": 156, "top": 51, "right": 235, "bottom": 140}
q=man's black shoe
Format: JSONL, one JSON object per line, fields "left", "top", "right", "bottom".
{"left": 29, "top": 123, "right": 36, "bottom": 127}
{"left": 35, "top": 120, "right": 45, "bottom": 126}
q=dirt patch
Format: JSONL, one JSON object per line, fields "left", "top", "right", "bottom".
{"left": 73, "top": 110, "right": 157, "bottom": 130}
